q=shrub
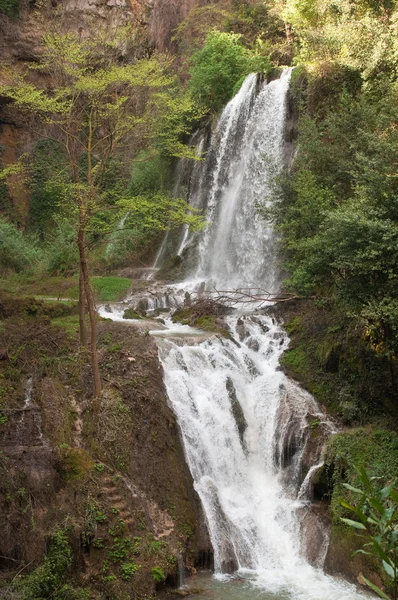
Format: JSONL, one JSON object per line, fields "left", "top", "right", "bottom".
{"left": 151, "top": 566, "right": 166, "bottom": 583}
{"left": 45, "top": 217, "right": 79, "bottom": 276}
{"left": 188, "top": 30, "right": 271, "bottom": 111}
{"left": 0, "top": 0, "right": 20, "bottom": 18}
{"left": 30, "top": 139, "right": 70, "bottom": 236}
{"left": 120, "top": 561, "right": 139, "bottom": 580}
{"left": 340, "top": 467, "right": 398, "bottom": 600}
{"left": 18, "top": 529, "right": 73, "bottom": 598}
{"left": 130, "top": 151, "right": 172, "bottom": 196}
{"left": 0, "top": 218, "right": 44, "bottom": 274}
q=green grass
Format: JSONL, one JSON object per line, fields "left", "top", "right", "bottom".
{"left": 0, "top": 275, "right": 132, "bottom": 302}
{"left": 51, "top": 315, "right": 81, "bottom": 336}
{"left": 0, "top": 274, "right": 79, "bottom": 298}
{"left": 92, "top": 277, "right": 131, "bottom": 302}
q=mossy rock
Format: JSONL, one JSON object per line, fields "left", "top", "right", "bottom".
{"left": 172, "top": 306, "right": 230, "bottom": 338}
{"left": 123, "top": 308, "right": 142, "bottom": 320}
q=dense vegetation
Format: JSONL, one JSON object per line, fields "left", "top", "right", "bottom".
{"left": 265, "top": 0, "right": 398, "bottom": 418}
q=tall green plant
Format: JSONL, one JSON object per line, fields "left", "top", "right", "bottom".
{"left": 0, "top": 218, "right": 44, "bottom": 274}
{"left": 340, "top": 466, "right": 398, "bottom": 600}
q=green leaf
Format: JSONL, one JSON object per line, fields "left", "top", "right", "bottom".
{"left": 369, "top": 497, "right": 385, "bottom": 514}
{"left": 352, "top": 548, "right": 372, "bottom": 557}
{"left": 342, "top": 483, "right": 364, "bottom": 495}
{"left": 362, "top": 576, "right": 391, "bottom": 600}
{"left": 340, "top": 499, "right": 357, "bottom": 511}
{"left": 340, "top": 517, "right": 367, "bottom": 530}
{"left": 357, "top": 466, "right": 372, "bottom": 491}
{"left": 382, "top": 560, "right": 395, "bottom": 579}
{"left": 371, "top": 540, "right": 391, "bottom": 564}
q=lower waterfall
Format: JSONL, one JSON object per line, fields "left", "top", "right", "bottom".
{"left": 158, "top": 317, "right": 369, "bottom": 600}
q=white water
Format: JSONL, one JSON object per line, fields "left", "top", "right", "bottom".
{"left": 155, "top": 72, "right": 371, "bottom": 600}
{"left": 183, "top": 70, "right": 290, "bottom": 290}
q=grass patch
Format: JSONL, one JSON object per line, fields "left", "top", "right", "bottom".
{"left": 51, "top": 315, "right": 81, "bottom": 336}
{"left": 0, "top": 274, "right": 79, "bottom": 299}
{"left": 0, "top": 275, "right": 132, "bottom": 302}
{"left": 92, "top": 277, "right": 131, "bottom": 302}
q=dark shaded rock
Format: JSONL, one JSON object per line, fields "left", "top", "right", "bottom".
{"left": 226, "top": 377, "right": 247, "bottom": 444}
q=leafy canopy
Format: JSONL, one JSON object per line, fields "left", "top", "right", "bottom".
{"left": 188, "top": 30, "right": 272, "bottom": 111}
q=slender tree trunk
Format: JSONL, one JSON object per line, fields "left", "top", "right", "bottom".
{"left": 285, "top": 22, "right": 293, "bottom": 43}
{"left": 77, "top": 218, "right": 101, "bottom": 401}
{"left": 79, "top": 267, "right": 88, "bottom": 347}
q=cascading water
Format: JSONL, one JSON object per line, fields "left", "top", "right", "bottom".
{"left": 155, "top": 72, "right": 371, "bottom": 600}
{"left": 174, "top": 69, "right": 292, "bottom": 290}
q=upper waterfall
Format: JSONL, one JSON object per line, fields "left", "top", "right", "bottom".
{"left": 185, "top": 69, "right": 292, "bottom": 291}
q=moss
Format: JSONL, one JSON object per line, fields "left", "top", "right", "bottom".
{"left": 327, "top": 523, "right": 384, "bottom": 585}
{"left": 280, "top": 346, "right": 307, "bottom": 373}
{"left": 194, "top": 315, "right": 218, "bottom": 331}
{"left": 57, "top": 448, "right": 95, "bottom": 481}
{"left": 123, "top": 308, "right": 142, "bottom": 320}
{"left": 172, "top": 306, "right": 230, "bottom": 337}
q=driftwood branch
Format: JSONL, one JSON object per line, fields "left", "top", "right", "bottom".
{"left": 196, "top": 287, "right": 311, "bottom": 308}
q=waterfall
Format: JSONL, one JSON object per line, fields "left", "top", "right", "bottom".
{"left": 156, "top": 72, "right": 370, "bottom": 600}
{"left": 170, "top": 70, "right": 290, "bottom": 291}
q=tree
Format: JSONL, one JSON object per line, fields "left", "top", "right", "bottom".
{"left": 0, "top": 29, "right": 202, "bottom": 400}
{"left": 188, "top": 30, "right": 272, "bottom": 111}
{"left": 340, "top": 466, "right": 398, "bottom": 600}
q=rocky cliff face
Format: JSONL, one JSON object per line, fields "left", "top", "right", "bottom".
{"left": 0, "top": 0, "right": 221, "bottom": 224}
{"left": 0, "top": 296, "right": 208, "bottom": 597}
{"left": 0, "top": 0, "right": 151, "bottom": 225}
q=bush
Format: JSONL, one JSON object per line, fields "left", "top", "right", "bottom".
{"left": 188, "top": 30, "right": 271, "bottom": 111}
{"left": 18, "top": 529, "right": 73, "bottom": 598}
{"left": 0, "top": 219, "right": 44, "bottom": 274}
{"left": 29, "top": 139, "right": 70, "bottom": 236}
{"left": 151, "top": 566, "right": 166, "bottom": 583}
{"left": 45, "top": 218, "right": 79, "bottom": 276}
{"left": 0, "top": 0, "right": 20, "bottom": 18}
{"left": 130, "top": 152, "right": 172, "bottom": 196}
